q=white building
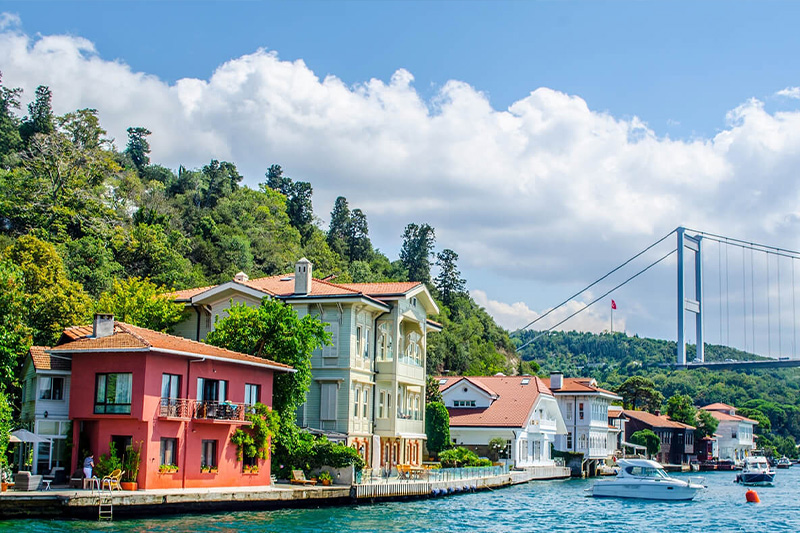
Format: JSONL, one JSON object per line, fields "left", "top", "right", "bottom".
{"left": 543, "top": 373, "right": 622, "bottom": 467}
{"left": 701, "top": 403, "right": 758, "bottom": 463}
{"left": 438, "top": 375, "right": 566, "bottom": 468}
{"left": 19, "top": 347, "right": 72, "bottom": 474}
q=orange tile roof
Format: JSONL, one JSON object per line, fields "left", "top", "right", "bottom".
{"left": 50, "top": 322, "right": 294, "bottom": 371}
{"left": 29, "top": 346, "right": 71, "bottom": 371}
{"left": 623, "top": 410, "right": 696, "bottom": 430}
{"left": 164, "top": 284, "right": 219, "bottom": 301}
{"left": 705, "top": 410, "right": 759, "bottom": 425}
{"left": 702, "top": 402, "right": 735, "bottom": 412}
{"left": 338, "top": 282, "right": 422, "bottom": 295}
{"left": 542, "top": 377, "right": 620, "bottom": 398}
{"left": 437, "top": 375, "right": 553, "bottom": 428}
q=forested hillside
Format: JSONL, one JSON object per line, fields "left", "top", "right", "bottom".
{"left": 0, "top": 79, "right": 515, "bottom": 402}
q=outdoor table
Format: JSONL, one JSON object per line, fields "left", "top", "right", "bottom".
{"left": 41, "top": 479, "right": 52, "bottom": 491}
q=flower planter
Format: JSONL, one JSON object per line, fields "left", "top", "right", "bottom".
{"left": 1, "top": 482, "right": 8, "bottom": 492}
{"left": 120, "top": 481, "right": 138, "bottom": 491}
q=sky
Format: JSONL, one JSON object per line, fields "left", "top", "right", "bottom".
{"left": 3, "top": 1, "right": 800, "bottom": 357}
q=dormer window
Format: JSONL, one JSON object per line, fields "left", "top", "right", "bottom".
{"left": 439, "top": 379, "right": 447, "bottom": 385}
{"left": 453, "top": 400, "right": 476, "bottom": 408}
{"left": 521, "top": 378, "right": 530, "bottom": 385}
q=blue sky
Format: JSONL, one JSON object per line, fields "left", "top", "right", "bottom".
{"left": 4, "top": 1, "right": 800, "bottom": 355}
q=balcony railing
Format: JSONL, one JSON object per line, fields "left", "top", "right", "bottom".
{"left": 159, "top": 398, "right": 247, "bottom": 422}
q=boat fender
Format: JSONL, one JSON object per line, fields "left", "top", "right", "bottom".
{"left": 745, "top": 490, "right": 760, "bottom": 503}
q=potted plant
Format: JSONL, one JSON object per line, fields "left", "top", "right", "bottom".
{"left": 120, "top": 442, "right": 142, "bottom": 491}
{"left": 1, "top": 463, "right": 11, "bottom": 492}
{"left": 243, "top": 464, "right": 259, "bottom": 474}
{"left": 201, "top": 465, "right": 218, "bottom": 474}
{"left": 318, "top": 471, "right": 333, "bottom": 486}
{"left": 159, "top": 464, "right": 179, "bottom": 474}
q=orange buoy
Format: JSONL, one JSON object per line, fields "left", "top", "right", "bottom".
{"left": 745, "top": 489, "right": 760, "bottom": 503}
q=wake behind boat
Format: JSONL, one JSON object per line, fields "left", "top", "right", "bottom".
{"left": 735, "top": 456, "right": 776, "bottom": 485}
{"left": 589, "top": 459, "right": 705, "bottom": 501}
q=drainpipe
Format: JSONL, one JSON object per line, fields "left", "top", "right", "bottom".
{"left": 182, "top": 357, "right": 206, "bottom": 489}
{"left": 193, "top": 305, "right": 201, "bottom": 341}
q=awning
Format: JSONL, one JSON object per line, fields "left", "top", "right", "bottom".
{"left": 10, "top": 429, "right": 51, "bottom": 444}
{"left": 621, "top": 440, "right": 647, "bottom": 452}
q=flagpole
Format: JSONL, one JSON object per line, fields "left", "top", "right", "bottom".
{"left": 611, "top": 306, "right": 613, "bottom": 334}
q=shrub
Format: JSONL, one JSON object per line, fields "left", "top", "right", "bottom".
{"left": 95, "top": 442, "right": 123, "bottom": 478}
{"left": 438, "top": 446, "right": 487, "bottom": 468}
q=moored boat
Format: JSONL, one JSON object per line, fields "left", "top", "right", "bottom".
{"left": 734, "top": 456, "right": 776, "bottom": 485}
{"left": 589, "top": 459, "right": 705, "bottom": 501}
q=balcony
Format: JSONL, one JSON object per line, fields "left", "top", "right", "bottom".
{"left": 158, "top": 398, "right": 249, "bottom": 424}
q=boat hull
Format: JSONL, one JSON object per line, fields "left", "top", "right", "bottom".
{"left": 590, "top": 480, "right": 703, "bottom": 501}
{"left": 735, "top": 472, "right": 775, "bottom": 485}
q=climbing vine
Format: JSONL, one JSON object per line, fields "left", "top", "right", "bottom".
{"left": 230, "top": 403, "right": 280, "bottom": 462}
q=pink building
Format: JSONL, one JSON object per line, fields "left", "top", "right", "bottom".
{"left": 53, "top": 314, "right": 293, "bottom": 489}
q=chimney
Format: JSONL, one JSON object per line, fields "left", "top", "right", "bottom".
{"left": 93, "top": 313, "right": 115, "bottom": 338}
{"left": 233, "top": 271, "right": 249, "bottom": 282}
{"left": 294, "top": 258, "right": 312, "bottom": 295}
{"left": 550, "top": 371, "right": 563, "bottom": 390}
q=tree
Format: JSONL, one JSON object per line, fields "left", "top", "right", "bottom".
{"left": 425, "top": 402, "right": 450, "bottom": 456}
{"left": 616, "top": 376, "right": 664, "bottom": 413}
{"left": 204, "top": 297, "right": 330, "bottom": 422}
{"left": 435, "top": 249, "right": 466, "bottom": 307}
{"left": 426, "top": 374, "right": 443, "bottom": 404}
{"left": 19, "top": 85, "right": 54, "bottom": 144}
{"left": 0, "top": 391, "right": 12, "bottom": 472}
{"left": 327, "top": 196, "right": 350, "bottom": 258}
{"left": 265, "top": 164, "right": 290, "bottom": 193}
{"left": 125, "top": 127, "right": 151, "bottom": 171}
{"left": 347, "top": 208, "right": 372, "bottom": 262}
{"left": 198, "top": 159, "right": 242, "bottom": 208}
{"left": 62, "top": 236, "right": 123, "bottom": 297}
{"left": 400, "top": 222, "right": 435, "bottom": 283}
{"left": 2, "top": 235, "right": 92, "bottom": 345}
{"left": 0, "top": 260, "right": 33, "bottom": 390}
{"left": 96, "top": 277, "right": 185, "bottom": 332}
{"left": 694, "top": 409, "right": 719, "bottom": 440}
{"left": 58, "top": 108, "right": 107, "bottom": 151}
{"left": 286, "top": 181, "right": 314, "bottom": 238}
{"left": 630, "top": 429, "right": 661, "bottom": 458}
{"left": 666, "top": 394, "right": 696, "bottom": 426}
{"left": 0, "top": 72, "right": 23, "bottom": 162}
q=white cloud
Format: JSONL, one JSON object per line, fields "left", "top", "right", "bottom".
{"left": 0, "top": 12, "right": 20, "bottom": 31}
{"left": 472, "top": 290, "right": 622, "bottom": 334}
{"left": 4, "top": 24, "right": 800, "bottom": 343}
{"left": 776, "top": 87, "right": 800, "bottom": 99}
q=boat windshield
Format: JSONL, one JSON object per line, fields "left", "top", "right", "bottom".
{"left": 625, "top": 466, "right": 669, "bottom": 478}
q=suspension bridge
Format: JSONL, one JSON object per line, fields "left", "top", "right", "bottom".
{"left": 518, "top": 226, "right": 800, "bottom": 370}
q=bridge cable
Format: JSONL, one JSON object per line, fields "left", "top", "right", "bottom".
{"left": 751, "top": 247, "right": 756, "bottom": 356}
{"left": 515, "top": 248, "right": 677, "bottom": 351}
{"left": 767, "top": 252, "right": 772, "bottom": 357}
{"left": 718, "top": 241, "right": 723, "bottom": 345}
{"left": 778, "top": 256, "right": 783, "bottom": 357}
{"left": 742, "top": 246, "right": 747, "bottom": 353}
{"left": 726, "top": 240, "right": 730, "bottom": 346}
{"left": 684, "top": 228, "right": 800, "bottom": 259}
{"left": 793, "top": 259, "right": 797, "bottom": 358}
{"left": 515, "top": 228, "right": 677, "bottom": 333}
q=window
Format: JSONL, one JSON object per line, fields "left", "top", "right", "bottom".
{"left": 201, "top": 440, "right": 217, "bottom": 468}
{"left": 38, "top": 377, "right": 64, "bottom": 400}
{"left": 354, "top": 386, "right": 361, "bottom": 418}
{"left": 362, "top": 387, "right": 369, "bottom": 418}
{"left": 452, "top": 400, "right": 476, "bottom": 407}
{"left": 160, "top": 438, "right": 177, "bottom": 466}
{"left": 378, "top": 391, "right": 386, "bottom": 419}
{"left": 378, "top": 322, "right": 393, "bottom": 361}
{"left": 244, "top": 384, "right": 260, "bottom": 406}
{"left": 320, "top": 382, "right": 338, "bottom": 421}
{"left": 197, "top": 378, "right": 226, "bottom": 402}
{"left": 566, "top": 402, "right": 573, "bottom": 420}
{"left": 162, "top": 374, "right": 180, "bottom": 399}
{"left": 566, "top": 432, "right": 573, "bottom": 449}
{"left": 95, "top": 373, "right": 132, "bottom": 414}
{"left": 364, "top": 327, "right": 371, "bottom": 359}
{"left": 579, "top": 403, "right": 584, "bottom": 420}
{"left": 356, "top": 326, "right": 364, "bottom": 359}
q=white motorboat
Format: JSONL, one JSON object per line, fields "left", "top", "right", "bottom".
{"left": 735, "top": 456, "right": 776, "bottom": 485}
{"left": 589, "top": 459, "right": 705, "bottom": 500}
{"left": 776, "top": 456, "right": 791, "bottom": 469}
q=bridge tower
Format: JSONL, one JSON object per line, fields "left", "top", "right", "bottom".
{"left": 677, "top": 227, "right": 703, "bottom": 366}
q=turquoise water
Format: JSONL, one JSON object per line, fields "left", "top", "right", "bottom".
{"left": 4, "top": 468, "right": 799, "bottom": 532}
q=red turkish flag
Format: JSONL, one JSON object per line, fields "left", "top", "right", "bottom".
{"left": 611, "top": 299, "right": 617, "bottom": 310}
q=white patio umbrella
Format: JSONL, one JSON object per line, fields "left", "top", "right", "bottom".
{"left": 10, "top": 429, "right": 50, "bottom": 444}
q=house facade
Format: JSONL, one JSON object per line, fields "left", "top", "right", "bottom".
{"left": 700, "top": 403, "right": 758, "bottom": 463}
{"left": 168, "top": 259, "right": 441, "bottom": 470}
{"left": 55, "top": 314, "right": 292, "bottom": 489}
{"left": 18, "top": 347, "right": 72, "bottom": 474}
{"left": 543, "top": 373, "right": 622, "bottom": 466}
{"left": 438, "top": 375, "right": 566, "bottom": 468}
{"left": 623, "top": 410, "right": 696, "bottom": 465}
{"left": 607, "top": 406, "right": 628, "bottom": 453}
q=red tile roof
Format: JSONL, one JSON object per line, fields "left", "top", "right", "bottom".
{"left": 29, "top": 346, "right": 71, "bottom": 371}
{"left": 623, "top": 410, "right": 696, "bottom": 430}
{"left": 542, "top": 377, "right": 621, "bottom": 398}
{"left": 437, "top": 375, "right": 553, "bottom": 428}
{"left": 337, "top": 282, "right": 422, "bottom": 295}
{"left": 704, "top": 410, "right": 759, "bottom": 425}
{"left": 701, "top": 402, "right": 735, "bottom": 412}
{"left": 50, "top": 322, "right": 294, "bottom": 371}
